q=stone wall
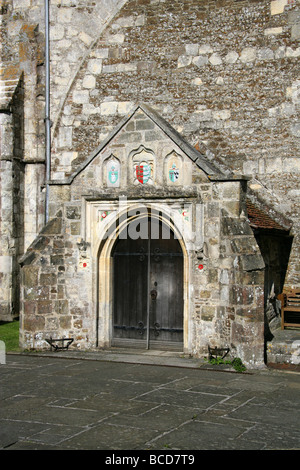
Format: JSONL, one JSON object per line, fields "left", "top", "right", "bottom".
{"left": 19, "top": 211, "right": 95, "bottom": 350}
{"left": 0, "top": 2, "right": 45, "bottom": 319}
{"left": 1, "top": 0, "right": 299, "bottom": 351}
{"left": 0, "top": 0, "right": 128, "bottom": 320}
{"left": 47, "top": 0, "right": 299, "bottom": 287}
{"left": 19, "top": 106, "right": 265, "bottom": 366}
{"left": 0, "top": 76, "right": 25, "bottom": 320}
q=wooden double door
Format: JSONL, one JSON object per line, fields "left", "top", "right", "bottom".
{"left": 112, "top": 219, "right": 183, "bottom": 350}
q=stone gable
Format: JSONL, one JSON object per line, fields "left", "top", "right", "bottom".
{"left": 19, "top": 106, "right": 267, "bottom": 367}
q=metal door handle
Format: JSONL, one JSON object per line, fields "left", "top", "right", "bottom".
{"left": 150, "top": 290, "right": 157, "bottom": 300}
{"left": 154, "top": 322, "right": 160, "bottom": 336}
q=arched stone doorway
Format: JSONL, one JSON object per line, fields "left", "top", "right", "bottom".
{"left": 96, "top": 205, "right": 188, "bottom": 352}
{"left": 112, "top": 217, "right": 183, "bottom": 350}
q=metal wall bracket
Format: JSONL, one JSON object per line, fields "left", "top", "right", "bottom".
{"left": 208, "top": 346, "right": 230, "bottom": 360}
{"left": 45, "top": 337, "right": 74, "bottom": 351}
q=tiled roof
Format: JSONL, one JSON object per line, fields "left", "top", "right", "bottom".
{"left": 246, "top": 200, "right": 288, "bottom": 231}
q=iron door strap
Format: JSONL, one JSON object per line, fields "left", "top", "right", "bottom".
{"left": 149, "top": 324, "right": 183, "bottom": 337}
{"left": 113, "top": 323, "right": 145, "bottom": 336}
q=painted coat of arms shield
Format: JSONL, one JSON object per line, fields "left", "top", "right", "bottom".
{"left": 108, "top": 165, "right": 118, "bottom": 184}
{"left": 136, "top": 163, "right": 151, "bottom": 184}
{"left": 169, "top": 164, "right": 179, "bottom": 182}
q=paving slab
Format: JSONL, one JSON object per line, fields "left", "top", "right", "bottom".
{"left": 0, "top": 351, "right": 299, "bottom": 451}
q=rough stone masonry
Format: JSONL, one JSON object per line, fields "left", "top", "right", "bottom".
{"left": 0, "top": 0, "right": 299, "bottom": 367}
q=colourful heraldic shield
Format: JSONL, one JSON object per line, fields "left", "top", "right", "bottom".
{"left": 136, "top": 164, "right": 151, "bottom": 184}
{"left": 108, "top": 166, "right": 118, "bottom": 184}
{"left": 169, "top": 164, "right": 179, "bottom": 182}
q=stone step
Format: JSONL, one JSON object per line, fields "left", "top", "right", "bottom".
{"left": 266, "top": 329, "right": 300, "bottom": 365}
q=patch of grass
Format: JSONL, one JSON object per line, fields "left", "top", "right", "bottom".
{"left": 0, "top": 320, "right": 20, "bottom": 352}
{"left": 231, "top": 357, "right": 247, "bottom": 373}
{"left": 205, "top": 355, "right": 247, "bottom": 373}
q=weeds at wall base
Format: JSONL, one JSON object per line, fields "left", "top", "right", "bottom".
{"left": 204, "top": 356, "right": 247, "bottom": 373}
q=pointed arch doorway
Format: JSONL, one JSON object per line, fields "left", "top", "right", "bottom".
{"left": 112, "top": 216, "right": 183, "bottom": 350}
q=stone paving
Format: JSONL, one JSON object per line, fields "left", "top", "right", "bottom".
{"left": 0, "top": 351, "right": 299, "bottom": 451}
